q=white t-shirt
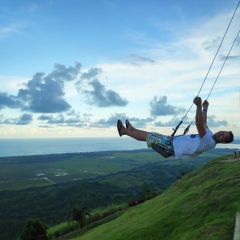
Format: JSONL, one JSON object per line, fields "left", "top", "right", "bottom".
{"left": 172, "top": 128, "right": 216, "bottom": 159}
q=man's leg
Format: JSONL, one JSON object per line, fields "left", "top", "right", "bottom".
{"left": 117, "top": 120, "right": 148, "bottom": 141}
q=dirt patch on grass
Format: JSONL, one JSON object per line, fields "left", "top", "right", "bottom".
{"left": 221, "top": 157, "right": 240, "bottom": 163}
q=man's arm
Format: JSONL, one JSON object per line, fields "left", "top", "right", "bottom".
{"left": 193, "top": 96, "right": 206, "bottom": 138}
{"left": 202, "top": 100, "right": 209, "bottom": 128}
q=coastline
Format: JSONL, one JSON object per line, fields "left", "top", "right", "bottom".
{"left": 0, "top": 137, "right": 239, "bottom": 158}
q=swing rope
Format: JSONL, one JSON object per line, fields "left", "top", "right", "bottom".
{"left": 186, "top": 27, "right": 240, "bottom": 129}
{"left": 206, "top": 28, "right": 240, "bottom": 101}
{"left": 171, "top": 0, "right": 240, "bottom": 137}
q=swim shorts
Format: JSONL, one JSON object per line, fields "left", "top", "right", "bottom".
{"left": 146, "top": 132, "right": 175, "bottom": 156}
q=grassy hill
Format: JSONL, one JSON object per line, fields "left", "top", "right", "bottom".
{"left": 68, "top": 154, "right": 240, "bottom": 240}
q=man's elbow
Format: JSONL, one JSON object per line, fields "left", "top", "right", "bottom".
{"left": 197, "top": 128, "right": 207, "bottom": 138}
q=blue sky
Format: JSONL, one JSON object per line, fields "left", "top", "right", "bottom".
{"left": 0, "top": 0, "right": 239, "bottom": 138}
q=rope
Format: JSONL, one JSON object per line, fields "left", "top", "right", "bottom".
{"left": 197, "top": 0, "right": 240, "bottom": 98}
{"left": 183, "top": 0, "right": 240, "bottom": 121}
{"left": 186, "top": 27, "right": 240, "bottom": 127}
{"left": 206, "top": 28, "right": 240, "bottom": 100}
{"left": 172, "top": 0, "right": 240, "bottom": 135}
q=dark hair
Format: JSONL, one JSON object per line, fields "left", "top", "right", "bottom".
{"left": 226, "top": 131, "right": 234, "bottom": 143}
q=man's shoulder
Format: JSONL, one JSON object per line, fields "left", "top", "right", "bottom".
{"left": 205, "top": 127, "right": 213, "bottom": 135}
{"left": 202, "top": 128, "right": 216, "bottom": 146}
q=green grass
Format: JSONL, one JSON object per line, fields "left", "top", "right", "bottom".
{"left": 48, "top": 203, "right": 128, "bottom": 239}
{"left": 48, "top": 221, "right": 78, "bottom": 239}
{"left": 69, "top": 154, "right": 240, "bottom": 240}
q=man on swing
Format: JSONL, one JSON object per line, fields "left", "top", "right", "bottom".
{"left": 117, "top": 96, "right": 234, "bottom": 159}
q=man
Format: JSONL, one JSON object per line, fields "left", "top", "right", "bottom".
{"left": 117, "top": 96, "right": 234, "bottom": 159}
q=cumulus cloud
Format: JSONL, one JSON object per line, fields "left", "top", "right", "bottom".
{"left": 98, "top": 114, "right": 125, "bottom": 125}
{"left": 0, "top": 62, "right": 131, "bottom": 130}
{"left": 0, "top": 92, "right": 22, "bottom": 109}
{"left": 126, "top": 117, "right": 155, "bottom": 128}
{"left": 207, "top": 115, "right": 228, "bottom": 127}
{"left": 154, "top": 116, "right": 185, "bottom": 127}
{"left": 48, "top": 63, "right": 81, "bottom": 82}
{"left": 17, "top": 62, "right": 82, "bottom": 113}
{"left": 76, "top": 68, "right": 128, "bottom": 107}
{"left": 18, "top": 72, "right": 71, "bottom": 113}
{"left": 0, "top": 63, "right": 82, "bottom": 114}
{"left": 1, "top": 63, "right": 128, "bottom": 117}
{"left": 38, "top": 111, "right": 88, "bottom": 127}
{"left": 91, "top": 113, "right": 155, "bottom": 128}
{"left": 17, "top": 113, "right": 33, "bottom": 125}
{"left": 84, "top": 79, "right": 128, "bottom": 107}
{"left": 90, "top": 113, "right": 127, "bottom": 128}
{"left": 0, "top": 113, "right": 33, "bottom": 125}
{"left": 154, "top": 114, "right": 228, "bottom": 133}
{"left": 150, "top": 96, "right": 186, "bottom": 116}
{"left": 81, "top": 67, "right": 102, "bottom": 80}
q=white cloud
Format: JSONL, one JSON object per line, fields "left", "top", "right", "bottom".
{"left": 0, "top": 1, "right": 239, "bottom": 138}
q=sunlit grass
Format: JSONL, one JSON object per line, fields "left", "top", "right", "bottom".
{"left": 70, "top": 154, "right": 240, "bottom": 240}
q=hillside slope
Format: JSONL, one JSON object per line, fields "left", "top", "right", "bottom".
{"left": 73, "top": 154, "right": 240, "bottom": 240}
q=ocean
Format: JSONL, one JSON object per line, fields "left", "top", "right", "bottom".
{"left": 0, "top": 137, "right": 239, "bottom": 157}
{"left": 0, "top": 138, "right": 146, "bottom": 157}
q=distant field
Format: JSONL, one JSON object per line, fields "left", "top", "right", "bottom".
{"left": 0, "top": 150, "right": 162, "bottom": 190}
{"left": 0, "top": 148, "right": 235, "bottom": 190}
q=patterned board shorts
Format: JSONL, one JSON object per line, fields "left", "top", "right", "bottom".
{"left": 146, "top": 132, "right": 175, "bottom": 156}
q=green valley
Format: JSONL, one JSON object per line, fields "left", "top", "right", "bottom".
{"left": 0, "top": 148, "right": 237, "bottom": 239}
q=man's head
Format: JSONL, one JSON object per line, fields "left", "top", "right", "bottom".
{"left": 213, "top": 131, "right": 234, "bottom": 144}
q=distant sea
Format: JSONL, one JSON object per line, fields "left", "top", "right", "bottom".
{"left": 0, "top": 137, "right": 239, "bottom": 157}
